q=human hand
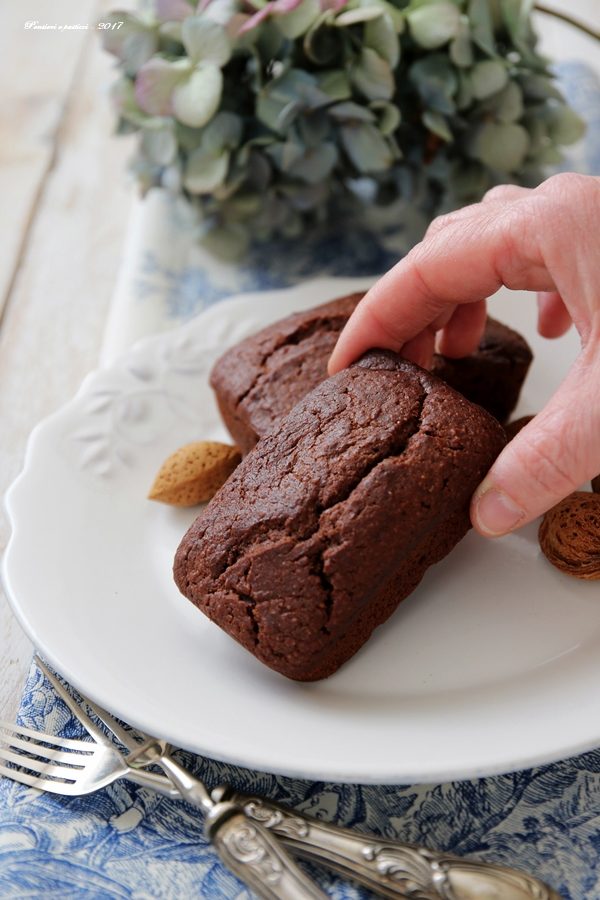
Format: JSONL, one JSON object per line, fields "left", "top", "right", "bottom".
{"left": 328, "top": 173, "right": 600, "bottom": 537}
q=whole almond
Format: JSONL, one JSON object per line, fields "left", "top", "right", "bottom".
{"left": 592, "top": 474, "right": 600, "bottom": 494}
{"left": 149, "top": 441, "right": 241, "bottom": 507}
{"left": 505, "top": 415, "right": 535, "bottom": 441}
{"left": 539, "top": 492, "right": 600, "bottom": 581}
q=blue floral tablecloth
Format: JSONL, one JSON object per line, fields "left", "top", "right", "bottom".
{"left": 1, "top": 60, "right": 600, "bottom": 900}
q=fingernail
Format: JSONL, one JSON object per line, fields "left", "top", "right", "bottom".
{"left": 473, "top": 488, "right": 525, "bottom": 536}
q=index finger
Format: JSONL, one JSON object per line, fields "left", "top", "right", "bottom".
{"left": 328, "top": 197, "right": 555, "bottom": 374}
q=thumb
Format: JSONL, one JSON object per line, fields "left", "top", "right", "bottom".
{"left": 471, "top": 344, "right": 600, "bottom": 536}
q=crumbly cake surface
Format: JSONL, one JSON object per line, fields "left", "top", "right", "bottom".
{"left": 175, "top": 353, "right": 506, "bottom": 681}
{"left": 432, "top": 317, "right": 533, "bottom": 423}
{"left": 210, "top": 295, "right": 532, "bottom": 454}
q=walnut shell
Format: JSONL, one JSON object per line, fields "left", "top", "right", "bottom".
{"left": 539, "top": 492, "right": 600, "bottom": 581}
{"left": 149, "top": 441, "right": 241, "bottom": 507}
{"left": 505, "top": 415, "right": 535, "bottom": 441}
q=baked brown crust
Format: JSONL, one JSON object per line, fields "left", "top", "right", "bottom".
{"left": 175, "top": 352, "right": 506, "bottom": 681}
{"left": 209, "top": 293, "right": 364, "bottom": 454}
{"left": 210, "top": 295, "right": 532, "bottom": 454}
{"left": 431, "top": 317, "right": 533, "bottom": 423}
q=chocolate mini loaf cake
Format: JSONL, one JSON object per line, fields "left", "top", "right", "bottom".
{"left": 209, "top": 293, "right": 362, "bottom": 454}
{"left": 431, "top": 317, "right": 533, "bottom": 424}
{"left": 210, "top": 295, "right": 532, "bottom": 452}
{"left": 175, "top": 353, "right": 506, "bottom": 681}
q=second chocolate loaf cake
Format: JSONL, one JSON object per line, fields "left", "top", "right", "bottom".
{"left": 210, "top": 294, "right": 532, "bottom": 452}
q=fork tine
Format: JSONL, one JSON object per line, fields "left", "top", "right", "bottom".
{"left": 0, "top": 732, "right": 93, "bottom": 765}
{"left": 34, "top": 656, "right": 108, "bottom": 745}
{"left": 82, "top": 697, "right": 146, "bottom": 752}
{"left": 0, "top": 746, "right": 87, "bottom": 776}
{"left": 0, "top": 761, "right": 85, "bottom": 795}
{"left": 0, "top": 720, "right": 91, "bottom": 751}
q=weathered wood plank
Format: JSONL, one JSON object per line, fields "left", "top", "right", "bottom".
{"left": 0, "top": 1, "right": 135, "bottom": 720}
{"left": 0, "top": 0, "right": 99, "bottom": 319}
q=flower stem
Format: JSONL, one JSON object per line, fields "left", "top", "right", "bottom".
{"left": 534, "top": 3, "right": 600, "bottom": 42}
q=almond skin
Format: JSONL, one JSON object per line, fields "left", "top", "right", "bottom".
{"left": 149, "top": 441, "right": 241, "bottom": 507}
{"left": 505, "top": 415, "right": 535, "bottom": 441}
{"left": 539, "top": 492, "right": 600, "bottom": 581}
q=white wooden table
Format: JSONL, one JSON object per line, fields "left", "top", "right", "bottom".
{"left": 0, "top": 0, "right": 598, "bottom": 723}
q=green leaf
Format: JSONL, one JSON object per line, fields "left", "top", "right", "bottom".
{"left": 422, "top": 110, "right": 452, "bottom": 141}
{"left": 298, "top": 110, "right": 330, "bottom": 147}
{"left": 379, "top": 1, "right": 405, "bottom": 33}
{"left": 471, "top": 60, "right": 508, "bottom": 100}
{"left": 134, "top": 58, "right": 189, "bottom": 115}
{"left": 455, "top": 70, "right": 473, "bottom": 110}
{"left": 449, "top": 18, "right": 473, "bottom": 68}
{"left": 407, "top": 1, "right": 461, "bottom": 49}
{"left": 184, "top": 148, "right": 230, "bottom": 193}
{"left": 111, "top": 77, "right": 147, "bottom": 127}
{"left": 370, "top": 100, "right": 401, "bottom": 135}
{"left": 101, "top": 12, "right": 158, "bottom": 76}
{"left": 494, "top": 80, "right": 523, "bottom": 124}
{"left": 471, "top": 121, "right": 530, "bottom": 171}
{"left": 201, "top": 112, "right": 243, "bottom": 153}
{"left": 141, "top": 124, "right": 178, "bottom": 164}
{"left": 340, "top": 122, "right": 393, "bottom": 172}
{"left": 501, "top": 0, "right": 534, "bottom": 45}
{"left": 257, "top": 93, "right": 287, "bottom": 132}
{"left": 335, "top": 6, "right": 384, "bottom": 26}
{"left": 181, "top": 17, "right": 231, "bottom": 66}
{"left": 288, "top": 143, "right": 338, "bottom": 183}
{"left": 365, "top": 13, "right": 400, "bottom": 68}
{"left": 172, "top": 64, "right": 223, "bottom": 127}
{"left": 409, "top": 55, "right": 457, "bottom": 115}
{"left": 519, "top": 74, "right": 565, "bottom": 102}
{"left": 317, "top": 70, "right": 352, "bottom": 101}
{"left": 468, "top": 0, "right": 495, "bottom": 55}
{"left": 276, "top": 0, "right": 320, "bottom": 39}
{"left": 544, "top": 104, "right": 586, "bottom": 146}
{"left": 201, "top": 223, "right": 248, "bottom": 260}
{"left": 329, "top": 101, "right": 377, "bottom": 123}
{"left": 303, "top": 10, "right": 338, "bottom": 64}
{"left": 351, "top": 47, "right": 394, "bottom": 102}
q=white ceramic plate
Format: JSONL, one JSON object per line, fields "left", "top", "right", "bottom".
{"left": 4, "top": 277, "right": 600, "bottom": 785}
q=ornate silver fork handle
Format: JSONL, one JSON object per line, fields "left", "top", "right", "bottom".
{"left": 127, "top": 742, "right": 326, "bottom": 900}
{"left": 215, "top": 788, "right": 562, "bottom": 900}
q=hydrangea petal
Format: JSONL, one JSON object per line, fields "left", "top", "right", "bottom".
{"left": 135, "top": 58, "right": 189, "bottom": 115}
{"left": 182, "top": 16, "right": 231, "bottom": 65}
{"left": 184, "top": 148, "right": 230, "bottom": 192}
{"left": 275, "top": 0, "right": 320, "bottom": 39}
{"left": 154, "top": 0, "right": 193, "bottom": 22}
{"left": 365, "top": 14, "right": 400, "bottom": 68}
{"left": 407, "top": 2, "right": 461, "bottom": 50}
{"left": 352, "top": 47, "right": 394, "bottom": 101}
{"left": 472, "top": 121, "right": 530, "bottom": 171}
{"left": 141, "top": 124, "right": 178, "bottom": 164}
{"left": 340, "top": 122, "right": 392, "bottom": 172}
{"left": 100, "top": 12, "right": 158, "bottom": 76}
{"left": 471, "top": 59, "right": 508, "bottom": 100}
{"left": 172, "top": 64, "right": 223, "bottom": 127}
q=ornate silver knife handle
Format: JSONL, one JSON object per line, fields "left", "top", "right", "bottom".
{"left": 205, "top": 799, "right": 327, "bottom": 900}
{"left": 215, "top": 789, "right": 563, "bottom": 900}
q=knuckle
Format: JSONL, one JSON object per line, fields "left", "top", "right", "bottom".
{"left": 483, "top": 184, "right": 518, "bottom": 203}
{"left": 537, "top": 173, "right": 600, "bottom": 217}
{"left": 425, "top": 211, "right": 457, "bottom": 238}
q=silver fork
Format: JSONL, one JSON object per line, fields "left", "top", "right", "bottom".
{"left": 16, "top": 655, "right": 562, "bottom": 900}
{"left": 0, "top": 663, "right": 327, "bottom": 900}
